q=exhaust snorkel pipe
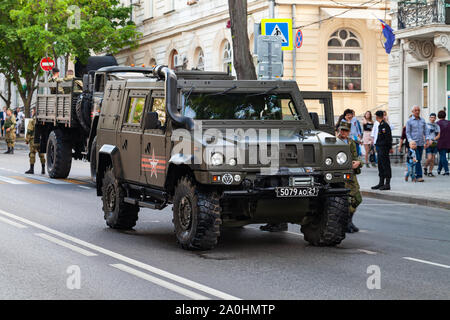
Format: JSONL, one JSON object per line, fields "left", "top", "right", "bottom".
{"left": 152, "top": 65, "right": 194, "bottom": 130}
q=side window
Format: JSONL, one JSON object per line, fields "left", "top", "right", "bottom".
{"left": 94, "top": 74, "right": 104, "bottom": 92}
{"left": 303, "top": 99, "right": 327, "bottom": 124}
{"left": 126, "top": 97, "right": 146, "bottom": 124}
{"left": 152, "top": 97, "right": 166, "bottom": 126}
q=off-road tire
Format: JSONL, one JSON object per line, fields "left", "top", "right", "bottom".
{"left": 75, "top": 94, "right": 92, "bottom": 135}
{"left": 46, "top": 129, "right": 72, "bottom": 179}
{"left": 301, "top": 196, "right": 348, "bottom": 246}
{"left": 101, "top": 167, "right": 139, "bottom": 230}
{"left": 90, "top": 136, "right": 97, "bottom": 183}
{"left": 173, "top": 177, "right": 222, "bottom": 250}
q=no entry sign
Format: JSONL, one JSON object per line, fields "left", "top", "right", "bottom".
{"left": 40, "top": 57, "right": 55, "bottom": 72}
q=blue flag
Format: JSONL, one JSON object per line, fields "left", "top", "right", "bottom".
{"left": 379, "top": 19, "right": 395, "bottom": 54}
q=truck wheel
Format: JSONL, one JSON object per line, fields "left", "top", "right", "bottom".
{"left": 101, "top": 167, "right": 139, "bottom": 230}
{"left": 90, "top": 136, "right": 97, "bottom": 183}
{"left": 173, "top": 177, "right": 221, "bottom": 250}
{"left": 75, "top": 95, "right": 91, "bottom": 135}
{"left": 301, "top": 196, "right": 349, "bottom": 246}
{"left": 46, "top": 129, "right": 72, "bottom": 179}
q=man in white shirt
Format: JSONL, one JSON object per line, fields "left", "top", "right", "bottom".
{"left": 16, "top": 108, "right": 25, "bottom": 137}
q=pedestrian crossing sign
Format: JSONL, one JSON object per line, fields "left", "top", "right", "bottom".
{"left": 261, "top": 19, "right": 293, "bottom": 51}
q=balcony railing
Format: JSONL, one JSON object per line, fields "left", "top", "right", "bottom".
{"left": 398, "top": 0, "right": 447, "bottom": 30}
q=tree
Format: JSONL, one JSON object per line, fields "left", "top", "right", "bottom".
{"left": 228, "top": 0, "right": 256, "bottom": 80}
{"left": 0, "top": 0, "right": 141, "bottom": 117}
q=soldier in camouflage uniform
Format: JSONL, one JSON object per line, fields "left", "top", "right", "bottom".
{"left": 337, "top": 121, "right": 362, "bottom": 233}
{"left": 25, "top": 108, "right": 45, "bottom": 174}
{"left": 3, "top": 108, "right": 16, "bottom": 154}
{"left": 63, "top": 70, "right": 83, "bottom": 93}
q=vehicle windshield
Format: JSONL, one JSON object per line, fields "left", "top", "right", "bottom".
{"left": 182, "top": 92, "right": 301, "bottom": 121}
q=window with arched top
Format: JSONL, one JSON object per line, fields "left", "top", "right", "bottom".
{"left": 149, "top": 58, "right": 156, "bottom": 67}
{"left": 195, "top": 48, "right": 205, "bottom": 71}
{"left": 169, "top": 49, "right": 178, "bottom": 69}
{"left": 328, "top": 29, "right": 362, "bottom": 91}
{"left": 222, "top": 40, "right": 232, "bottom": 73}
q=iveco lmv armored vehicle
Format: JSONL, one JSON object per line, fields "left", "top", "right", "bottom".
{"left": 95, "top": 65, "right": 353, "bottom": 250}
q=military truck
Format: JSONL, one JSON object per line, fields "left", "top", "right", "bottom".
{"left": 35, "top": 59, "right": 153, "bottom": 179}
{"left": 95, "top": 65, "right": 353, "bottom": 250}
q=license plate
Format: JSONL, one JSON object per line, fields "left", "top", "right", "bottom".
{"left": 275, "top": 187, "right": 319, "bottom": 198}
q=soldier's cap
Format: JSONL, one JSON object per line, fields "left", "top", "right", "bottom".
{"left": 338, "top": 121, "right": 351, "bottom": 131}
{"left": 375, "top": 110, "right": 384, "bottom": 118}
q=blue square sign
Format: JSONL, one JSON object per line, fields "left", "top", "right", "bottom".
{"left": 261, "top": 19, "right": 293, "bottom": 51}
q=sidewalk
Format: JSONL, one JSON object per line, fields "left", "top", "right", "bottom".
{"left": 358, "top": 164, "right": 450, "bottom": 210}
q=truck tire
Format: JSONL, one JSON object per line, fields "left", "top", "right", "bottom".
{"left": 90, "top": 136, "right": 97, "bottom": 183}
{"left": 46, "top": 129, "right": 72, "bottom": 179}
{"left": 173, "top": 177, "right": 221, "bottom": 250}
{"left": 101, "top": 167, "right": 139, "bottom": 230}
{"left": 301, "top": 196, "right": 349, "bottom": 246}
{"left": 75, "top": 94, "right": 92, "bottom": 135}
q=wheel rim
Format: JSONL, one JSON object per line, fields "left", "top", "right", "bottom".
{"left": 105, "top": 184, "right": 116, "bottom": 212}
{"left": 178, "top": 196, "right": 193, "bottom": 231}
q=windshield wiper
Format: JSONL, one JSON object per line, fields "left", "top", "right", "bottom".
{"left": 206, "top": 85, "right": 237, "bottom": 96}
{"left": 245, "top": 86, "right": 279, "bottom": 97}
{"left": 183, "top": 86, "right": 196, "bottom": 101}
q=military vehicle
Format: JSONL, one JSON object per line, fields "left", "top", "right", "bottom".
{"left": 95, "top": 65, "right": 353, "bottom": 250}
{"left": 35, "top": 56, "right": 153, "bottom": 180}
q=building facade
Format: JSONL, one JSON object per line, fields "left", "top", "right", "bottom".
{"left": 117, "top": 0, "right": 391, "bottom": 117}
{"left": 388, "top": 0, "right": 450, "bottom": 135}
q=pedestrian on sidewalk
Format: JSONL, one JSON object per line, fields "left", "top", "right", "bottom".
{"left": 3, "top": 108, "right": 16, "bottom": 154}
{"left": 25, "top": 107, "right": 45, "bottom": 175}
{"left": 372, "top": 110, "right": 392, "bottom": 190}
{"left": 405, "top": 140, "right": 418, "bottom": 182}
{"left": 1, "top": 106, "right": 6, "bottom": 137}
{"left": 362, "top": 111, "right": 375, "bottom": 167}
{"left": 424, "top": 113, "right": 440, "bottom": 177}
{"left": 337, "top": 121, "right": 362, "bottom": 233}
{"left": 16, "top": 107, "right": 24, "bottom": 137}
{"left": 437, "top": 110, "right": 450, "bottom": 175}
{"left": 406, "top": 106, "right": 431, "bottom": 182}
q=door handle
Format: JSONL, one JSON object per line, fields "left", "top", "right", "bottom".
{"left": 122, "top": 140, "right": 128, "bottom": 150}
{"left": 145, "top": 143, "right": 151, "bottom": 154}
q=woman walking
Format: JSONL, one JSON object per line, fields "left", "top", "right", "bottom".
{"left": 362, "top": 111, "right": 375, "bottom": 167}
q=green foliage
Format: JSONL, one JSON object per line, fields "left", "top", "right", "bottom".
{"left": 0, "top": 0, "right": 141, "bottom": 113}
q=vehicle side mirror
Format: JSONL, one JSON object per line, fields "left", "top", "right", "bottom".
{"left": 144, "top": 112, "right": 159, "bottom": 130}
{"left": 309, "top": 112, "right": 320, "bottom": 129}
{"left": 82, "top": 75, "right": 89, "bottom": 92}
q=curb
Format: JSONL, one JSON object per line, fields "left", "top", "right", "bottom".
{"left": 361, "top": 190, "right": 450, "bottom": 211}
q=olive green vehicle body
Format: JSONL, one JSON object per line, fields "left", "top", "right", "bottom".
{"left": 95, "top": 66, "right": 353, "bottom": 229}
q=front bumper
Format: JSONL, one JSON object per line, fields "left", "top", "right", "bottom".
{"left": 222, "top": 185, "right": 349, "bottom": 199}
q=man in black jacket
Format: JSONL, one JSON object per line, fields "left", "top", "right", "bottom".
{"left": 372, "top": 110, "right": 393, "bottom": 190}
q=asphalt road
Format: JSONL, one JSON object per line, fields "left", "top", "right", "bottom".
{"left": 0, "top": 144, "right": 449, "bottom": 300}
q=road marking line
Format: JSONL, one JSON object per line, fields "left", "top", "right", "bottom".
{"left": 0, "top": 176, "right": 28, "bottom": 185}
{"left": 78, "top": 186, "right": 93, "bottom": 190}
{"left": 403, "top": 257, "right": 450, "bottom": 269}
{"left": 286, "top": 231, "right": 304, "bottom": 237}
{"left": 24, "top": 175, "right": 71, "bottom": 185}
{"left": 35, "top": 233, "right": 97, "bottom": 257}
{"left": 0, "top": 216, "right": 28, "bottom": 229}
{"left": 62, "top": 178, "right": 88, "bottom": 185}
{"left": 0, "top": 209, "right": 240, "bottom": 300}
{"left": 10, "top": 176, "right": 47, "bottom": 184}
{"left": 111, "top": 264, "right": 210, "bottom": 300}
{"left": 357, "top": 249, "right": 377, "bottom": 255}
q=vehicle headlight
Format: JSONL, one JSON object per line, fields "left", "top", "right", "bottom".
{"left": 336, "top": 152, "right": 348, "bottom": 165}
{"left": 325, "top": 173, "right": 333, "bottom": 181}
{"left": 210, "top": 153, "right": 224, "bottom": 166}
{"left": 325, "top": 157, "right": 333, "bottom": 166}
{"left": 229, "top": 158, "right": 237, "bottom": 166}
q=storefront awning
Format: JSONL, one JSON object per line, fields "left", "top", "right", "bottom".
{"left": 320, "top": 8, "right": 391, "bottom": 21}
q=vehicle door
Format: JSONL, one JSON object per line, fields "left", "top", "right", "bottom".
{"left": 119, "top": 90, "right": 148, "bottom": 182}
{"left": 140, "top": 90, "right": 167, "bottom": 187}
{"left": 301, "top": 91, "right": 335, "bottom": 135}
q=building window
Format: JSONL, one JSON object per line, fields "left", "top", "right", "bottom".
{"left": 149, "top": 58, "right": 156, "bottom": 67}
{"left": 144, "top": 0, "right": 153, "bottom": 20}
{"left": 222, "top": 40, "right": 232, "bottom": 73}
{"left": 328, "top": 29, "right": 362, "bottom": 91}
{"left": 423, "top": 68, "right": 428, "bottom": 108}
{"left": 195, "top": 48, "right": 205, "bottom": 71}
{"left": 169, "top": 49, "right": 178, "bottom": 69}
{"left": 165, "top": 0, "right": 175, "bottom": 13}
